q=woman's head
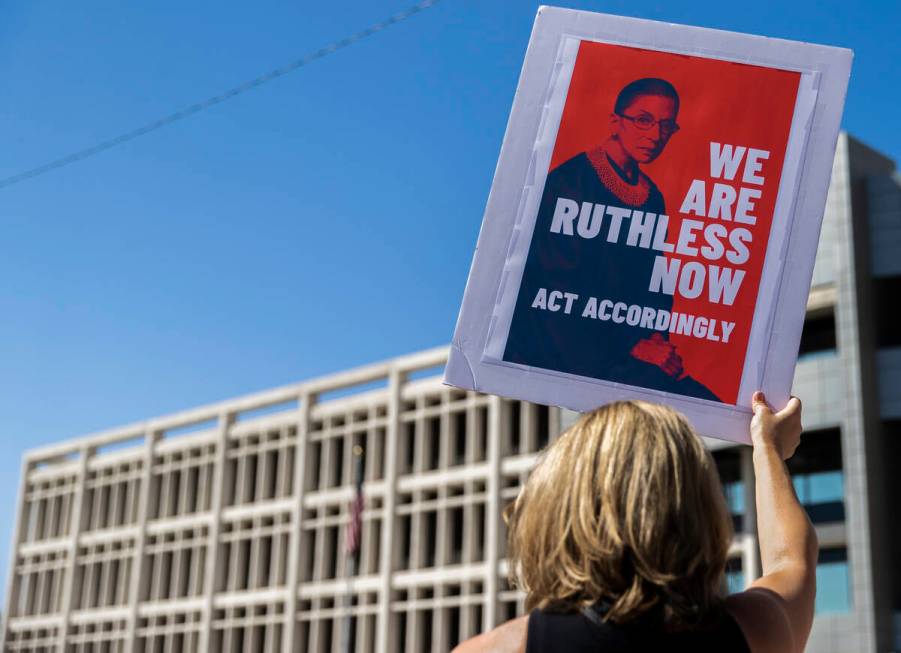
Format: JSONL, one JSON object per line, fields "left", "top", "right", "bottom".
{"left": 609, "top": 78, "right": 680, "bottom": 164}
{"left": 506, "top": 400, "right": 732, "bottom": 628}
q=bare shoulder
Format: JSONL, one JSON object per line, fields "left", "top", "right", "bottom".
{"left": 726, "top": 589, "right": 795, "bottom": 653}
{"left": 451, "top": 615, "right": 529, "bottom": 653}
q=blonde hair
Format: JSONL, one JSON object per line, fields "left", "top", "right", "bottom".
{"left": 506, "top": 400, "right": 733, "bottom": 628}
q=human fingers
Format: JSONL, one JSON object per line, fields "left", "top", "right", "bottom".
{"left": 751, "top": 391, "right": 772, "bottom": 415}
{"left": 776, "top": 396, "right": 803, "bottom": 460}
{"left": 670, "top": 358, "right": 684, "bottom": 377}
{"left": 664, "top": 347, "right": 683, "bottom": 375}
{"left": 781, "top": 435, "right": 801, "bottom": 460}
{"left": 663, "top": 360, "right": 680, "bottom": 377}
{"left": 750, "top": 391, "right": 781, "bottom": 454}
{"left": 776, "top": 396, "right": 802, "bottom": 420}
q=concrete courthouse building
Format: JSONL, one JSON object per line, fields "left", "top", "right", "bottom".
{"left": 2, "top": 133, "right": 900, "bottom": 652}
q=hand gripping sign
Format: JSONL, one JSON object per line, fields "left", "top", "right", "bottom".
{"left": 444, "top": 7, "right": 852, "bottom": 443}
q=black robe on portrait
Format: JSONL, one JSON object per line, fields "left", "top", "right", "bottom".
{"left": 503, "top": 148, "right": 719, "bottom": 402}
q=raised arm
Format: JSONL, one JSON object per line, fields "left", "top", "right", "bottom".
{"left": 727, "top": 392, "right": 818, "bottom": 653}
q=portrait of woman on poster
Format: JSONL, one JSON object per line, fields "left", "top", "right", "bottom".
{"left": 503, "top": 77, "right": 719, "bottom": 402}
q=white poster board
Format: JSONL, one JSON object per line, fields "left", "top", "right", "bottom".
{"left": 444, "top": 6, "right": 852, "bottom": 443}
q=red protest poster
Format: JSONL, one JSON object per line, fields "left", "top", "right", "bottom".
{"left": 445, "top": 8, "right": 851, "bottom": 442}
{"left": 502, "top": 41, "right": 800, "bottom": 404}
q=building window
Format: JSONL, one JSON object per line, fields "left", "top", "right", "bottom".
{"left": 224, "top": 426, "right": 297, "bottom": 506}
{"left": 787, "top": 428, "right": 844, "bottom": 524}
{"left": 390, "top": 584, "right": 484, "bottom": 652}
{"left": 4, "top": 627, "right": 60, "bottom": 652}
{"left": 22, "top": 473, "right": 78, "bottom": 542}
{"left": 816, "top": 547, "right": 851, "bottom": 614}
{"left": 10, "top": 549, "right": 67, "bottom": 617}
{"left": 503, "top": 401, "right": 556, "bottom": 456}
{"left": 217, "top": 514, "right": 291, "bottom": 591}
{"left": 396, "top": 394, "right": 491, "bottom": 477}
{"left": 210, "top": 604, "right": 285, "bottom": 653}
{"left": 713, "top": 449, "right": 744, "bottom": 532}
{"left": 82, "top": 459, "right": 143, "bottom": 532}
{"left": 875, "top": 276, "right": 901, "bottom": 347}
{"left": 72, "top": 540, "right": 135, "bottom": 609}
{"left": 394, "top": 483, "right": 487, "bottom": 572}
{"left": 883, "top": 420, "right": 901, "bottom": 612}
{"left": 67, "top": 618, "right": 128, "bottom": 652}
{"left": 725, "top": 557, "right": 744, "bottom": 594}
{"left": 793, "top": 471, "right": 844, "bottom": 522}
{"left": 142, "top": 526, "right": 208, "bottom": 601}
{"left": 149, "top": 444, "right": 216, "bottom": 520}
{"left": 136, "top": 611, "right": 203, "bottom": 653}
{"left": 298, "top": 593, "right": 378, "bottom": 653}
{"left": 798, "top": 310, "right": 837, "bottom": 359}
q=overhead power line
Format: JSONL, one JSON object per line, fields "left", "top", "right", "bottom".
{"left": 0, "top": 0, "right": 442, "bottom": 191}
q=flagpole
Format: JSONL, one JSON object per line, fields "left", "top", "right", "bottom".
{"left": 342, "top": 445, "right": 365, "bottom": 653}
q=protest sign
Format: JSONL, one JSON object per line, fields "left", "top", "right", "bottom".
{"left": 444, "top": 7, "right": 852, "bottom": 443}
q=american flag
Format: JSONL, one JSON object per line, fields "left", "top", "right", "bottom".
{"left": 345, "top": 456, "right": 365, "bottom": 556}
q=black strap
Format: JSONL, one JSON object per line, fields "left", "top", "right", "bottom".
{"left": 580, "top": 600, "right": 612, "bottom": 628}
{"left": 580, "top": 605, "right": 604, "bottom": 627}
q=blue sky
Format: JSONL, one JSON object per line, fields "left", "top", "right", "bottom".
{"left": 0, "top": 0, "right": 898, "bottom": 604}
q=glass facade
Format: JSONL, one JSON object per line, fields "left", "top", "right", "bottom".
{"left": 787, "top": 428, "right": 845, "bottom": 524}
{"left": 725, "top": 558, "right": 745, "bottom": 595}
{"left": 797, "top": 309, "right": 838, "bottom": 360}
{"left": 816, "top": 548, "right": 851, "bottom": 614}
{"left": 874, "top": 276, "right": 901, "bottom": 347}
{"left": 794, "top": 471, "right": 844, "bottom": 523}
{"left": 713, "top": 449, "right": 744, "bottom": 532}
